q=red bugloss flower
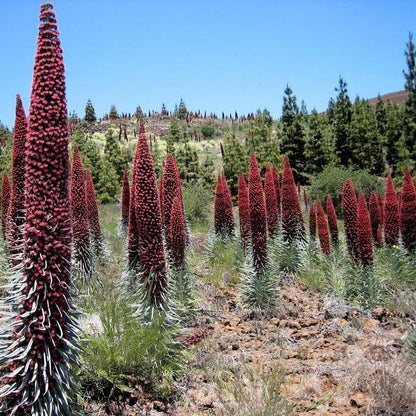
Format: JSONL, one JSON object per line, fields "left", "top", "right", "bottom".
{"left": 170, "top": 196, "right": 186, "bottom": 268}
{"left": 1, "top": 172, "right": 11, "bottom": 241}
{"left": 341, "top": 179, "right": 359, "bottom": 261}
{"left": 264, "top": 164, "right": 279, "bottom": 236}
{"left": 272, "top": 164, "right": 281, "bottom": 218}
{"left": 384, "top": 173, "right": 399, "bottom": 246}
{"left": 309, "top": 202, "right": 316, "bottom": 241}
{"left": 214, "top": 174, "right": 234, "bottom": 238}
{"left": 238, "top": 173, "right": 251, "bottom": 247}
{"left": 326, "top": 195, "right": 339, "bottom": 246}
{"left": 400, "top": 169, "right": 416, "bottom": 252}
{"left": 357, "top": 192, "right": 373, "bottom": 266}
{"left": 316, "top": 200, "right": 330, "bottom": 254}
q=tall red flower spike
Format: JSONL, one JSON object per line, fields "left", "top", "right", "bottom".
{"left": 264, "top": 164, "right": 279, "bottom": 236}
{"left": 281, "top": 155, "right": 305, "bottom": 241}
{"left": 400, "top": 169, "right": 416, "bottom": 252}
{"left": 161, "top": 154, "right": 184, "bottom": 251}
{"left": 357, "top": 192, "right": 373, "bottom": 266}
{"left": 384, "top": 173, "right": 400, "bottom": 246}
{"left": 341, "top": 179, "right": 360, "bottom": 261}
{"left": 121, "top": 168, "right": 130, "bottom": 234}
{"left": 170, "top": 196, "right": 186, "bottom": 269}
{"left": 377, "top": 193, "right": 384, "bottom": 226}
{"left": 326, "top": 195, "right": 339, "bottom": 246}
{"left": 1, "top": 172, "right": 11, "bottom": 241}
{"left": 309, "top": 202, "right": 317, "bottom": 240}
{"left": 135, "top": 128, "right": 167, "bottom": 306}
{"left": 248, "top": 152, "right": 268, "bottom": 269}
{"left": 0, "top": 4, "right": 79, "bottom": 414}
{"left": 214, "top": 174, "right": 234, "bottom": 238}
{"left": 238, "top": 173, "right": 251, "bottom": 247}
{"left": 86, "top": 170, "right": 103, "bottom": 257}
{"left": 7, "top": 94, "right": 28, "bottom": 263}
{"left": 70, "top": 144, "right": 92, "bottom": 277}
{"left": 369, "top": 191, "right": 382, "bottom": 247}
{"left": 316, "top": 200, "right": 331, "bottom": 254}
{"left": 272, "top": 164, "right": 281, "bottom": 219}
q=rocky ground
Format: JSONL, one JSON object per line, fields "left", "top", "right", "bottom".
{"left": 86, "top": 259, "right": 416, "bottom": 416}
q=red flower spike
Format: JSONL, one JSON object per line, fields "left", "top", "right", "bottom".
{"left": 369, "top": 192, "right": 382, "bottom": 247}
{"left": 170, "top": 196, "right": 186, "bottom": 269}
{"left": 341, "top": 179, "right": 360, "bottom": 261}
{"left": 264, "top": 164, "right": 279, "bottom": 237}
{"left": 326, "top": 195, "right": 339, "bottom": 246}
{"left": 134, "top": 128, "right": 167, "bottom": 306}
{"left": 384, "top": 173, "right": 400, "bottom": 246}
{"left": 161, "top": 154, "right": 184, "bottom": 251}
{"left": 377, "top": 193, "right": 384, "bottom": 226}
{"left": 309, "top": 202, "right": 316, "bottom": 241}
{"left": 400, "top": 169, "right": 416, "bottom": 252}
{"left": 316, "top": 200, "right": 331, "bottom": 254}
{"left": 121, "top": 169, "right": 130, "bottom": 234}
{"left": 86, "top": 170, "right": 103, "bottom": 257}
{"left": 272, "top": 164, "right": 281, "bottom": 218}
{"left": 0, "top": 4, "right": 79, "bottom": 414}
{"left": 248, "top": 152, "right": 268, "bottom": 269}
{"left": 1, "top": 172, "right": 11, "bottom": 241}
{"left": 281, "top": 155, "right": 305, "bottom": 241}
{"left": 214, "top": 174, "right": 234, "bottom": 238}
{"left": 7, "top": 95, "right": 28, "bottom": 263}
{"left": 70, "top": 145, "right": 92, "bottom": 274}
{"left": 238, "top": 174, "right": 251, "bottom": 247}
{"left": 357, "top": 192, "right": 373, "bottom": 266}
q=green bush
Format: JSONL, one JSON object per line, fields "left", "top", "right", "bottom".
{"left": 308, "top": 165, "right": 383, "bottom": 216}
{"left": 182, "top": 182, "right": 212, "bottom": 229}
{"left": 201, "top": 125, "right": 216, "bottom": 139}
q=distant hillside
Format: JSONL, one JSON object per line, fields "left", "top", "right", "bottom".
{"left": 368, "top": 90, "right": 408, "bottom": 107}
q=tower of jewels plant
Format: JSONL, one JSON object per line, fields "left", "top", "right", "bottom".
{"left": 342, "top": 179, "right": 360, "bottom": 261}
{"left": 357, "top": 192, "right": 373, "bottom": 266}
{"left": 384, "top": 173, "right": 400, "bottom": 246}
{"left": 400, "top": 169, "right": 416, "bottom": 253}
{"left": 264, "top": 164, "right": 279, "bottom": 237}
{"left": 326, "top": 194, "right": 339, "bottom": 246}
{"left": 316, "top": 200, "right": 331, "bottom": 254}
{"left": 238, "top": 173, "right": 251, "bottom": 248}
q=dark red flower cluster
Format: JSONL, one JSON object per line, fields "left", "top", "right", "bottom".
{"left": 7, "top": 94, "right": 27, "bottom": 263}
{"left": 309, "top": 202, "right": 316, "bottom": 240}
{"left": 316, "top": 200, "right": 330, "bottom": 254}
{"left": 342, "top": 179, "right": 359, "bottom": 261}
{"left": 121, "top": 168, "right": 130, "bottom": 234}
{"left": 248, "top": 153, "right": 267, "bottom": 269}
{"left": 70, "top": 144, "right": 91, "bottom": 274}
{"left": 134, "top": 129, "right": 167, "bottom": 306}
{"left": 264, "top": 164, "right": 279, "bottom": 236}
{"left": 384, "top": 173, "right": 399, "bottom": 246}
{"left": 238, "top": 173, "right": 251, "bottom": 247}
{"left": 1, "top": 172, "right": 11, "bottom": 241}
{"left": 369, "top": 192, "right": 382, "bottom": 247}
{"left": 326, "top": 195, "right": 339, "bottom": 246}
{"left": 272, "top": 164, "right": 281, "bottom": 218}
{"left": 357, "top": 192, "right": 373, "bottom": 266}
{"left": 281, "top": 155, "right": 305, "bottom": 241}
{"left": 0, "top": 4, "right": 78, "bottom": 414}
{"left": 214, "top": 174, "right": 234, "bottom": 238}
{"left": 170, "top": 196, "right": 186, "bottom": 269}
{"left": 400, "top": 169, "right": 416, "bottom": 252}
{"left": 86, "top": 170, "right": 103, "bottom": 257}
{"left": 161, "top": 154, "right": 184, "bottom": 251}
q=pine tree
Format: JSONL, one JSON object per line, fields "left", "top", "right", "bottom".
{"left": 84, "top": 99, "right": 96, "bottom": 122}
{"left": 280, "top": 86, "right": 307, "bottom": 183}
{"left": 178, "top": 98, "right": 188, "bottom": 120}
{"left": 104, "top": 128, "right": 126, "bottom": 181}
{"left": 175, "top": 143, "right": 199, "bottom": 183}
{"left": 333, "top": 77, "right": 352, "bottom": 167}
{"left": 109, "top": 104, "right": 118, "bottom": 120}
{"left": 384, "top": 101, "right": 404, "bottom": 174}
{"left": 97, "top": 157, "right": 119, "bottom": 203}
{"left": 0, "top": 5, "right": 79, "bottom": 414}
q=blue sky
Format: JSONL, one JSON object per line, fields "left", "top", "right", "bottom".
{"left": 1, "top": 0, "right": 415, "bottom": 129}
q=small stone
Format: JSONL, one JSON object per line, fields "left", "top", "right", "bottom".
{"left": 231, "top": 343, "right": 239, "bottom": 350}
{"left": 350, "top": 392, "right": 366, "bottom": 408}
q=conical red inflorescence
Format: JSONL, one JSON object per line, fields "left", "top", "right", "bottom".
{"left": 272, "top": 164, "right": 281, "bottom": 219}
{"left": 121, "top": 168, "right": 130, "bottom": 234}
{"left": 238, "top": 173, "right": 251, "bottom": 247}
{"left": 170, "top": 196, "right": 186, "bottom": 269}
{"left": 326, "top": 195, "right": 339, "bottom": 246}
{"left": 309, "top": 202, "right": 317, "bottom": 241}
{"left": 264, "top": 164, "right": 279, "bottom": 236}
{"left": 1, "top": 172, "right": 11, "bottom": 241}
{"left": 342, "top": 179, "right": 360, "bottom": 261}
{"left": 281, "top": 155, "right": 305, "bottom": 241}
{"left": 316, "top": 200, "right": 331, "bottom": 254}
{"left": 7, "top": 94, "right": 28, "bottom": 263}
{"left": 0, "top": 4, "right": 78, "bottom": 414}
{"left": 214, "top": 174, "right": 234, "bottom": 238}
{"left": 357, "top": 192, "right": 373, "bottom": 266}
{"left": 377, "top": 193, "right": 384, "bottom": 226}
{"left": 135, "top": 128, "right": 167, "bottom": 306}
{"left": 368, "top": 192, "right": 382, "bottom": 247}
{"left": 86, "top": 170, "right": 103, "bottom": 257}
{"left": 400, "top": 169, "right": 416, "bottom": 252}
{"left": 70, "top": 144, "right": 92, "bottom": 275}
{"left": 248, "top": 152, "right": 268, "bottom": 269}
{"left": 384, "top": 173, "right": 400, "bottom": 246}
{"left": 161, "top": 154, "right": 184, "bottom": 250}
